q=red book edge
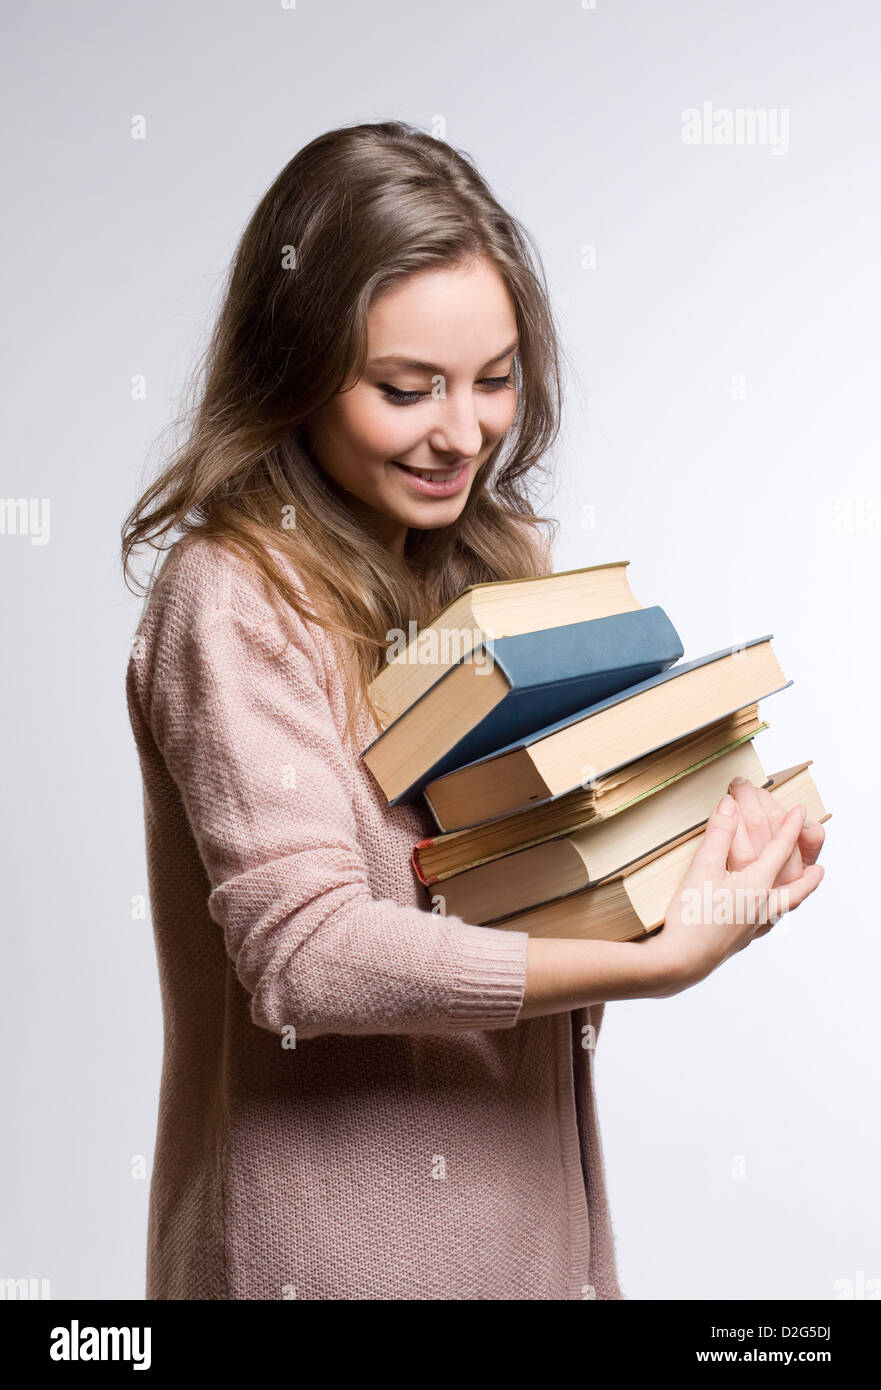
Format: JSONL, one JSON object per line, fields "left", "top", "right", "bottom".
{"left": 411, "top": 838, "right": 438, "bottom": 886}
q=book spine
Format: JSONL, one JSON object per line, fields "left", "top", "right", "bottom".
{"left": 411, "top": 847, "right": 437, "bottom": 886}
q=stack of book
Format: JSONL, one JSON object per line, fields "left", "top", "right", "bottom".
{"left": 360, "top": 561, "right": 830, "bottom": 942}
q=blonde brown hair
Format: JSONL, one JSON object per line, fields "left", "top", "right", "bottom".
{"left": 122, "top": 120, "right": 564, "bottom": 751}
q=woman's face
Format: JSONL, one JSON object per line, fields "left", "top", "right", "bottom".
{"left": 305, "top": 257, "right": 519, "bottom": 555}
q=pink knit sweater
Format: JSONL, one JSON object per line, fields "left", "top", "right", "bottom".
{"left": 125, "top": 536, "right": 623, "bottom": 1300}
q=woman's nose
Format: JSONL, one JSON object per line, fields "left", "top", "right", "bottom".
{"left": 427, "top": 393, "right": 485, "bottom": 459}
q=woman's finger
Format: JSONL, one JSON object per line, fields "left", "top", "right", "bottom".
{"left": 765, "top": 862, "right": 825, "bottom": 917}
{"left": 729, "top": 778, "right": 774, "bottom": 854}
{"left": 685, "top": 795, "right": 742, "bottom": 881}
{"left": 727, "top": 799, "right": 757, "bottom": 871}
{"left": 740, "top": 859, "right": 825, "bottom": 939}
{"left": 742, "top": 803, "right": 808, "bottom": 888}
{"left": 797, "top": 817, "right": 825, "bottom": 867}
{"left": 764, "top": 797, "right": 803, "bottom": 882}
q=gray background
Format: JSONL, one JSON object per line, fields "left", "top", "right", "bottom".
{"left": 1, "top": 0, "right": 878, "bottom": 1300}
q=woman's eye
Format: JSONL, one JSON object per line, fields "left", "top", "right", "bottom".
{"left": 378, "top": 384, "right": 425, "bottom": 404}
{"left": 378, "top": 371, "right": 514, "bottom": 406}
{"left": 480, "top": 372, "right": 515, "bottom": 391}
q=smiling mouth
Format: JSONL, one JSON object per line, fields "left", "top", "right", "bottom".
{"left": 392, "top": 461, "right": 467, "bottom": 481}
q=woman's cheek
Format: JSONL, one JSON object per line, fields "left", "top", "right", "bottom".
{"left": 356, "top": 398, "right": 415, "bottom": 458}
{"left": 485, "top": 391, "right": 517, "bottom": 440}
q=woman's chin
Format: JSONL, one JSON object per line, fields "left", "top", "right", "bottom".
{"left": 397, "top": 495, "right": 469, "bottom": 528}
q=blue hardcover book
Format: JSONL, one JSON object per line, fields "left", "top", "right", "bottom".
{"left": 421, "top": 635, "right": 792, "bottom": 831}
{"left": 360, "top": 606, "right": 684, "bottom": 805}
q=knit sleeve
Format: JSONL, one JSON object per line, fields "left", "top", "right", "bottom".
{"left": 129, "top": 542, "right": 530, "bottom": 1043}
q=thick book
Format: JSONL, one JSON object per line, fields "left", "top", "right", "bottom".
{"left": 368, "top": 559, "right": 640, "bottom": 731}
{"left": 422, "top": 636, "right": 791, "bottom": 832}
{"left": 413, "top": 707, "right": 767, "bottom": 885}
{"left": 430, "top": 738, "right": 771, "bottom": 924}
{"left": 482, "top": 764, "right": 830, "bottom": 941}
{"left": 360, "top": 606, "right": 684, "bottom": 806}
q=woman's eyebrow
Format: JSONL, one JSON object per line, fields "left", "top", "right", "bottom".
{"left": 369, "top": 339, "right": 519, "bottom": 372}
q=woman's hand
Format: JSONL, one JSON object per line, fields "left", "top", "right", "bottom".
{"left": 646, "top": 793, "right": 826, "bottom": 997}
{"left": 726, "top": 776, "right": 825, "bottom": 937}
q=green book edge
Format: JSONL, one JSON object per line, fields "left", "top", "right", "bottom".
{"left": 424, "top": 722, "right": 769, "bottom": 884}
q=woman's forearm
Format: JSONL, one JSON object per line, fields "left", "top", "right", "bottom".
{"left": 517, "top": 934, "right": 674, "bottom": 1019}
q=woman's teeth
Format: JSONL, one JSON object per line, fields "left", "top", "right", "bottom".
{"left": 398, "top": 463, "right": 461, "bottom": 481}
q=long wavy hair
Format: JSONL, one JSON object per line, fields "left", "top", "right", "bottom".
{"left": 122, "top": 120, "right": 565, "bottom": 752}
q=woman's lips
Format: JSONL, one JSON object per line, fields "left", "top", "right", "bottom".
{"left": 390, "top": 460, "right": 469, "bottom": 497}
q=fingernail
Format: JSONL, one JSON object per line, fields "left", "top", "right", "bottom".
{"left": 719, "top": 795, "right": 736, "bottom": 815}
{"left": 730, "top": 777, "right": 746, "bottom": 785}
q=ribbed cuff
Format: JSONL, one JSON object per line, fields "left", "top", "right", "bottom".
{"left": 446, "top": 920, "right": 530, "bottom": 1030}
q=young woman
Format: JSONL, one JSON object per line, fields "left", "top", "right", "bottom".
{"left": 122, "top": 120, "right": 825, "bottom": 1301}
